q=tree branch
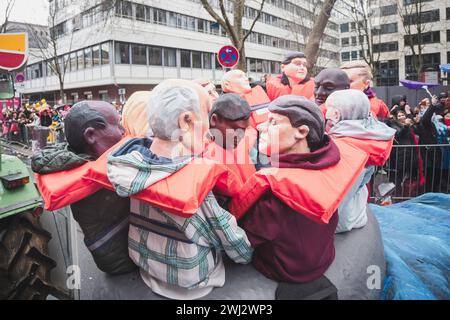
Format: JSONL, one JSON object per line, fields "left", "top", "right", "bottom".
{"left": 241, "top": 0, "right": 266, "bottom": 46}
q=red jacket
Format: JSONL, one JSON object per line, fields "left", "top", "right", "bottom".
{"left": 369, "top": 97, "right": 390, "bottom": 119}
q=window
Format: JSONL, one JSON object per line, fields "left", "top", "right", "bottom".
{"left": 341, "top": 52, "right": 350, "bottom": 62}
{"left": 341, "top": 37, "right": 349, "bottom": 47}
{"left": 136, "top": 3, "right": 145, "bottom": 21}
{"left": 351, "top": 51, "right": 358, "bottom": 60}
{"left": 210, "top": 22, "right": 220, "bottom": 35}
{"left": 203, "top": 52, "right": 212, "bottom": 69}
{"left": 351, "top": 36, "right": 357, "bottom": 46}
{"left": 148, "top": 46, "right": 162, "bottom": 65}
{"left": 131, "top": 44, "right": 147, "bottom": 65}
{"left": 340, "top": 23, "right": 349, "bottom": 33}
{"left": 249, "top": 59, "right": 256, "bottom": 72}
{"left": 405, "top": 31, "right": 440, "bottom": 46}
{"left": 448, "top": 30, "right": 450, "bottom": 42}
{"left": 380, "top": 5, "right": 397, "bottom": 16}
{"left": 405, "top": 53, "right": 440, "bottom": 80}
{"left": 374, "top": 41, "right": 399, "bottom": 53}
{"left": 77, "top": 50, "right": 84, "bottom": 69}
{"left": 180, "top": 50, "right": 191, "bottom": 68}
{"left": 404, "top": 9, "right": 440, "bottom": 25}
{"left": 198, "top": 19, "right": 205, "bottom": 32}
{"left": 374, "top": 23, "right": 397, "bottom": 35}
{"left": 70, "top": 52, "right": 77, "bottom": 71}
{"left": 192, "top": 51, "right": 202, "bottom": 68}
{"left": 154, "top": 8, "right": 166, "bottom": 25}
{"left": 447, "top": 7, "right": 450, "bottom": 20}
{"left": 163, "top": 48, "right": 176, "bottom": 67}
{"left": 168, "top": 12, "right": 177, "bottom": 27}
{"left": 92, "top": 45, "right": 100, "bottom": 66}
{"left": 84, "top": 47, "right": 92, "bottom": 69}
{"left": 115, "top": 42, "right": 130, "bottom": 64}
{"left": 101, "top": 42, "right": 110, "bottom": 65}
{"left": 99, "top": 91, "right": 109, "bottom": 102}
{"left": 375, "top": 59, "right": 399, "bottom": 86}
{"left": 256, "top": 59, "right": 263, "bottom": 73}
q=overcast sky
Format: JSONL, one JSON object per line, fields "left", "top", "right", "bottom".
{"left": 1, "top": 0, "right": 49, "bottom": 26}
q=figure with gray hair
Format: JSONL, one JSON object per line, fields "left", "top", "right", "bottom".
{"left": 31, "top": 100, "right": 137, "bottom": 275}
{"left": 265, "top": 52, "right": 315, "bottom": 101}
{"left": 325, "top": 89, "right": 396, "bottom": 233}
{"left": 106, "top": 79, "right": 252, "bottom": 300}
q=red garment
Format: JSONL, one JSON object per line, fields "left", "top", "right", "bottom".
{"left": 244, "top": 85, "right": 270, "bottom": 107}
{"left": 266, "top": 75, "right": 315, "bottom": 101}
{"left": 369, "top": 97, "right": 390, "bottom": 119}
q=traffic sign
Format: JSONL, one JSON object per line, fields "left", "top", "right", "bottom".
{"left": 15, "top": 73, "right": 25, "bottom": 83}
{"left": 0, "top": 33, "right": 28, "bottom": 71}
{"left": 218, "top": 45, "right": 239, "bottom": 68}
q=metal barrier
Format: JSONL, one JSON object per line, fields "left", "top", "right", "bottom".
{"left": 372, "top": 144, "right": 450, "bottom": 202}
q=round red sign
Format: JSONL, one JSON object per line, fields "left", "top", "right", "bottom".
{"left": 217, "top": 45, "right": 239, "bottom": 68}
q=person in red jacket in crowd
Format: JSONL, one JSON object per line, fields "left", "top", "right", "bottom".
{"left": 239, "top": 96, "right": 340, "bottom": 297}
{"left": 265, "top": 52, "right": 315, "bottom": 101}
{"left": 340, "top": 60, "right": 390, "bottom": 120}
{"left": 221, "top": 69, "right": 270, "bottom": 107}
{"left": 314, "top": 68, "right": 350, "bottom": 115}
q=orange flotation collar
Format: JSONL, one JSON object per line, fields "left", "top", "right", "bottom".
{"left": 266, "top": 75, "right": 315, "bottom": 101}
{"left": 36, "top": 137, "right": 242, "bottom": 216}
{"left": 335, "top": 136, "right": 394, "bottom": 167}
{"left": 244, "top": 85, "right": 270, "bottom": 107}
{"left": 203, "top": 130, "right": 256, "bottom": 185}
{"left": 229, "top": 139, "right": 369, "bottom": 223}
{"left": 35, "top": 161, "right": 101, "bottom": 211}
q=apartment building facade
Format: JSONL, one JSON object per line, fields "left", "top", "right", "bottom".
{"left": 22, "top": 0, "right": 343, "bottom": 104}
{"left": 339, "top": 0, "right": 450, "bottom": 86}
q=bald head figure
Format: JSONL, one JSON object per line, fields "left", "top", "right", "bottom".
{"left": 221, "top": 70, "right": 252, "bottom": 96}
{"left": 314, "top": 68, "right": 350, "bottom": 106}
{"left": 64, "top": 101, "right": 124, "bottom": 159}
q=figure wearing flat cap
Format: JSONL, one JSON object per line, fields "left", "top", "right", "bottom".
{"left": 265, "top": 52, "right": 315, "bottom": 101}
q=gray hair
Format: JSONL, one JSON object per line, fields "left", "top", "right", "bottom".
{"left": 326, "top": 89, "right": 370, "bottom": 120}
{"left": 147, "top": 84, "right": 201, "bottom": 140}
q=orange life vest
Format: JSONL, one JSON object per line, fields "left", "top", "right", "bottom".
{"left": 335, "top": 136, "right": 394, "bottom": 167}
{"left": 88, "top": 152, "right": 241, "bottom": 218}
{"left": 203, "top": 130, "right": 256, "bottom": 185}
{"left": 36, "top": 137, "right": 241, "bottom": 216}
{"left": 291, "top": 79, "right": 315, "bottom": 100}
{"left": 266, "top": 75, "right": 315, "bottom": 101}
{"left": 35, "top": 161, "right": 101, "bottom": 211}
{"left": 229, "top": 139, "right": 369, "bottom": 223}
{"left": 369, "top": 97, "right": 390, "bottom": 119}
{"left": 244, "top": 85, "right": 270, "bottom": 107}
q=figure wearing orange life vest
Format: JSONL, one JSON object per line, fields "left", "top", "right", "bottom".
{"left": 314, "top": 68, "right": 351, "bottom": 118}
{"left": 340, "top": 60, "right": 390, "bottom": 119}
{"left": 325, "top": 89, "right": 396, "bottom": 233}
{"left": 233, "top": 95, "right": 368, "bottom": 288}
{"left": 31, "top": 101, "right": 136, "bottom": 275}
{"left": 265, "top": 52, "right": 315, "bottom": 101}
{"left": 103, "top": 80, "right": 253, "bottom": 300}
{"left": 203, "top": 93, "right": 256, "bottom": 188}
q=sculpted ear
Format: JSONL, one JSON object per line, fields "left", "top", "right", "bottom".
{"left": 178, "top": 111, "right": 193, "bottom": 131}
{"left": 209, "top": 113, "right": 218, "bottom": 127}
{"left": 83, "top": 127, "right": 96, "bottom": 146}
{"left": 294, "top": 125, "right": 309, "bottom": 140}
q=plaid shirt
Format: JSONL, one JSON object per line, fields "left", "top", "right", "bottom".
{"left": 129, "top": 194, "right": 252, "bottom": 299}
{"left": 107, "top": 138, "right": 253, "bottom": 299}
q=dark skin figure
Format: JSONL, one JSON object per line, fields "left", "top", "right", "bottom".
{"left": 314, "top": 68, "right": 350, "bottom": 106}
{"left": 209, "top": 114, "right": 249, "bottom": 150}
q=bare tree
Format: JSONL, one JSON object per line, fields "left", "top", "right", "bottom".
{"left": 304, "top": 0, "right": 337, "bottom": 71}
{"left": 29, "top": 1, "right": 74, "bottom": 103}
{"left": 0, "top": 0, "right": 15, "bottom": 33}
{"left": 397, "top": 0, "right": 429, "bottom": 80}
{"left": 349, "top": 0, "right": 384, "bottom": 83}
{"left": 283, "top": 1, "right": 334, "bottom": 73}
{"left": 200, "top": 0, "right": 266, "bottom": 71}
